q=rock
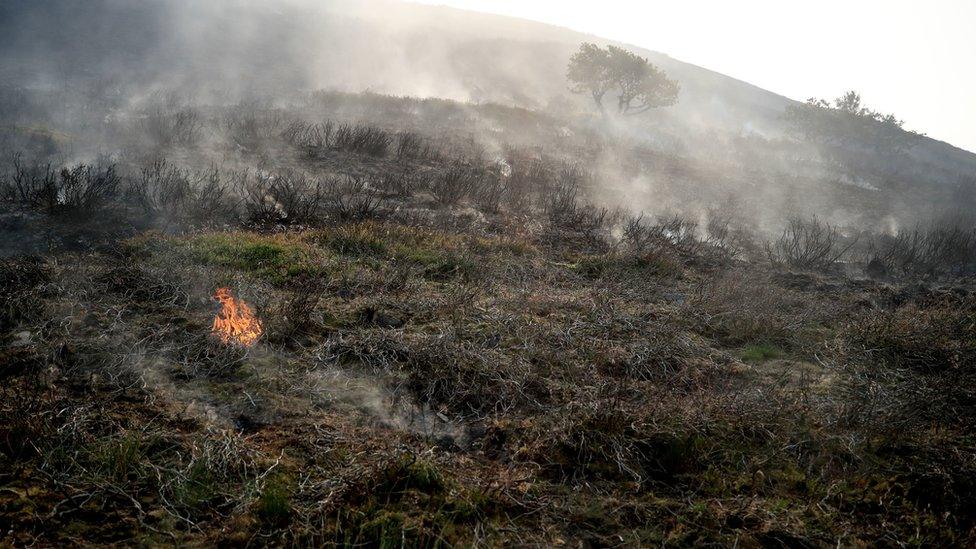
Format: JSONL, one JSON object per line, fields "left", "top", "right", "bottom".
{"left": 11, "top": 331, "right": 32, "bottom": 347}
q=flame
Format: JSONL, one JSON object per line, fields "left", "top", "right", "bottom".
{"left": 212, "top": 287, "right": 263, "bottom": 346}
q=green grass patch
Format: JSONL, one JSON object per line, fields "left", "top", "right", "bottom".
{"left": 312, "top": 223, "right": 476, "bottom": 281}
{"left": 325, "top": 455, "right": 506, "bottom": 546}
{"left": 740, "top": 344, "right": 783, "bottom": 362}
{"left": 320, "top": 224, "right": 390, "bottom": 256}
{"left": 148, "top": 232, "right": 329, "bottom": 284}
{"left": 256, "top": 474, "right": 294, "bottom": 526}
{"left": 88, "top": 433, "right": 152, "bottom": 483}
{"left": 576, "top": 252, "right": 681, "bottom": 279}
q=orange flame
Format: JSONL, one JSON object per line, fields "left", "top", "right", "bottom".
{"left": 212, "top": 287, "right": 263, "bottom": 346}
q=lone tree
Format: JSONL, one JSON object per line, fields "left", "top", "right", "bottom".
{"left": 785, "top": 91, "right": 921, "bottom": 155}
{"left": 567, "top": 43, "right": 679, "bottom": 115}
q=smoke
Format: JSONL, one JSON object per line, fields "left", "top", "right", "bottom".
{"left": 1, "top": 0, "right": 972, "bottom": 237}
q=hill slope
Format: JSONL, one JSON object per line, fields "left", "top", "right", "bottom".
{"left": 1, "top": 0, "right": 973, "bottom": 166}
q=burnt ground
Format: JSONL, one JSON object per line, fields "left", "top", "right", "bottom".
{"left": 2, "top": 200, "right": 975, "bottom": 547}
{"left": 1, "top": 93, "right": 975, "bottom": 546}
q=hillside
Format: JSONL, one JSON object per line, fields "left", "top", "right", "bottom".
{"left": 1, "top": 1, "right": 976, "bottom": 547}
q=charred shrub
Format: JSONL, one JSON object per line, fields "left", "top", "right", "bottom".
{"left": 224, "top": 106, "right": 285, "bottom": 151}
{"left": 703, "top": 209, "right": 757, "bottom": 260}
{"left": 282, "top": 120, "right": 393, "bottom": 158}
{"left": 430, "top": 159, "right": 477, "bottom": 206}
{"left": 332, "top": 122, "right": 391, "bottom": 157}
{"left": 864, "top": 224, "right": 976, "bottom": 279}
{"left": 128, "top": 159, "right": 192, "bottom": 219}
{"left": 542, "top": 166, "right": 613, "bottom": 241}
{"left": 622, "top": 213, "right": 707, "bottom": 259}
{"left": 3, "top": 157, "right": 122, "bottom": 217}
{"left": 543, "top": 165, "right": 585, "bottom": 227}
{"left": 236, "top": 170, "right": 329, "bottom": 226}
{"left": 472, "top": 169, "right": 506, "bottom": 214}
{"left": 501, "top": 151, "right": 551, "bottom": 213}
{"left": 0, "top": 255, "right": 49, "bottom": 331}
{"left": 394, "top": 131, "right": 436, "bottom": 161}
{"left": 191, "top": 166, "right": 239, "bottom": 225}
{"left": 766, "top": 216, "right": 858, "bottom": 271}
{"left": 325, "top": 176, "right": 382, "bottom": 221}
{"left": 58, "top": 164, "right": 121, "bottom": 217}
{"left": 130, "top": 161, "right": 237, "bottom": 227}
{"left": 376, "top": 166, "right": 430, "bottom": 198}
{"left": 7, "top": 155, "right": 57, "bottom": 210}
{"left": 281, "top": 120, "right": 331, "bottom": 158}
{"left": 142, "top": 107, "right": 203, "bottom": 148}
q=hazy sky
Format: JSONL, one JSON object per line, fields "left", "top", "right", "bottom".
{"left": 415, "top": 0, "right": 976, "bottom": 153}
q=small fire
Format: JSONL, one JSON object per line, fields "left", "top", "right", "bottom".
{"left": 212, "top": 287, "right": 263, "bottom": 346}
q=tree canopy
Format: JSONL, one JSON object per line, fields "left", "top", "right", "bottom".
{"left": 785, "top": 91, "right": 921, "bottom": 155}
{"left": 567, "top": 43, "right": 679, "bottom": 115}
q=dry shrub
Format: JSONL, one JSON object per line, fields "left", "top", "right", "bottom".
{"left": 845, "top": 300, "right": 975, "bottom": 373}
{"left": 599, "top": 329, "right": 723, "bottom": 386}
{"left": 690, "top": 269, "right": 816, "bottom": 346}
{"left": 514, "top": 398, "right": 708, "bottom": 485}
{"left": 266, "top": 277, "right": 327, "bottom": 342}
{"left": 835, "top": 298, "right": 976, "bottom": 430}
{"left": 399, "top": 334, "right": 542, "bottom": 415}
{"left": 320, "top": 327, "right": 542, "bottom": 416}
{"left": 0, "top": 349, "right": 53, "bottom": 460}
{"left": 174, "top": 330, "right": 250, "bottom": 379}
{"left": 97, "top": 263, "right": 187, "bottom": 308}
